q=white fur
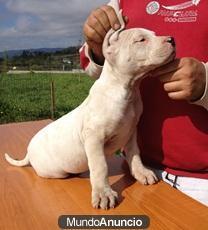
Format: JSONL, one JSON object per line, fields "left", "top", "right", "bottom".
{"left": 5, "top": 28, "right": 175, "bottom": 209}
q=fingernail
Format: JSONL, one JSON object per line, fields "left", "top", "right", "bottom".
{"left": 114, "top": 23, "right": 120, "bottom": 30}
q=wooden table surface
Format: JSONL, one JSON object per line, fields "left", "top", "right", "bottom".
{"left": 0, "top": 120, "right": 207, "bottom": 230}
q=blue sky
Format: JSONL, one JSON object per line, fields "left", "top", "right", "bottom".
{"left": 0, "top": 0, "right": 108, "bottom": 51}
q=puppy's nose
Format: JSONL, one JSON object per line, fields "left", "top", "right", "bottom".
{"left": 166, "top": 37, "right": 176, "bottom": 47}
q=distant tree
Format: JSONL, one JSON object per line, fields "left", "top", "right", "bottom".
{"left": 21, "top": 50, "right": 29, "bottom": 58}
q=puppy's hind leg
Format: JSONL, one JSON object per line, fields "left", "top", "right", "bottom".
{"left": 5, "top": 153, "right": 30, "bottom": 167}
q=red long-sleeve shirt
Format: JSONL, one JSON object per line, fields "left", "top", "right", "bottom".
{"left": 80, "top": 0, "right": 208, "bottom": 179}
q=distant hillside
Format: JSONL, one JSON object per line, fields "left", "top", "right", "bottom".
{"left": 0, "top": 48, "right": 64, "bottom": 59}
{"left": 0, "top": 46, "right": 81, "bottom": 72}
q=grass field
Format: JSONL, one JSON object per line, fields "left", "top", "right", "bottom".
{"left": 0, "top": 73, "right": 95, "bottom": 124}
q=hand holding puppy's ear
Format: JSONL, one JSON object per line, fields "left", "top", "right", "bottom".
{"left": 83, "top": 5, "right": 127, "bottom": 65}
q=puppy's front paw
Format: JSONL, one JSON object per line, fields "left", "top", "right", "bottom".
{"left": 92, "top": 187, "right": 118, "bottom": 209}
{"left": 132, "top": 167, "right": 158, "bottom": 185}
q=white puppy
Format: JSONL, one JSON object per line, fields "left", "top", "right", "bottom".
{"left": 5, "top": 28, "right": 175, "bottom": 209}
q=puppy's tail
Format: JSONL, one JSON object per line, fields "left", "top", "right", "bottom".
{"left": 5, "top": 153, "right": 30, "bottom": 167}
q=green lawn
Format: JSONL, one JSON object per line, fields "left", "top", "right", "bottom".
{"left": 0, "top": 73, "right": 95, "bottom": 124}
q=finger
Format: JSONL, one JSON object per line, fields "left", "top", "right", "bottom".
{"left": 101, "top": 5, "right": 121, "bottom": 30}
{"left": 92, "top": 8, "right": 112, "bottom": 33}
{"left": 163, "top": 81, "right": 183, "bottom": 92}
{"left": 167, "top": 91, "right": 188, "bottom": 100}
{"left": 159, "top": 72, "right": 181, "bottom": 83}
{"left": 87, "top": 14, "right": 107, "bottom": 39}
{"left": 83, "top": 23, "right": 103, "bottom": 43}
{"left": 152, "top": 59, "right": 181, "bottom": 77}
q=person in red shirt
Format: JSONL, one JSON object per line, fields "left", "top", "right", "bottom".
{"left": 80, "top": 0, "right": 208, "bottom": 206}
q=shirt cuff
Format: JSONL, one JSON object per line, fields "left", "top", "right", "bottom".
{"left": 83, "top": 43, "right": 103, "bottom": 79}
{"left": 191, "top": 62, "right": 208, "bottom": 110}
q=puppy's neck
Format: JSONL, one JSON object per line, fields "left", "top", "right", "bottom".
{"left": 100, "top": 61, "right": 144, "bottom": 89}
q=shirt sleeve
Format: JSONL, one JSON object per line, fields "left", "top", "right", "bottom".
{"left": 79, "top": 44, "right": 103, "bottom": 79}
{"left": 79, "top": 0, "right": 120, "bottom": 79}
{"left": 191, "top": 62, "right": 208, "bottom": 110}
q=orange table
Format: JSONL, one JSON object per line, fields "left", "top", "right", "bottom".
{"left": 0, "top": 120, "right": 208, "bottom": 230}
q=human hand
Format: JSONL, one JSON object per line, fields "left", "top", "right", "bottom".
{"left": 83, "top": 5, "right": 126, "bottom": 65}
{"left": 151, "top": 58, "right": 206, "bottom": 101}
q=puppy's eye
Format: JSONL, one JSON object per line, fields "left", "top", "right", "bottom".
{"left": 139, "top": 38, "right": 146, "bottom": 42}
{"left": 133, "top": 38, "right": 146, "bottom": 43}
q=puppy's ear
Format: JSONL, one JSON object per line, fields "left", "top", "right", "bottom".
{"left": 103, "top": 29, "right": 117, "bottom": 49}
{"left": 102, "top": 29, "right": 121, "bottom": 64}
{"left": 102, "top": 9, "right": 125, "bottom": 64}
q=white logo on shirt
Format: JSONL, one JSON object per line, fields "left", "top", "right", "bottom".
{"left": 162, "top": 0, "right": 200, "bottom": 10}
{"left": 146, "top": 0, "right": 201, "bottom": 23}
